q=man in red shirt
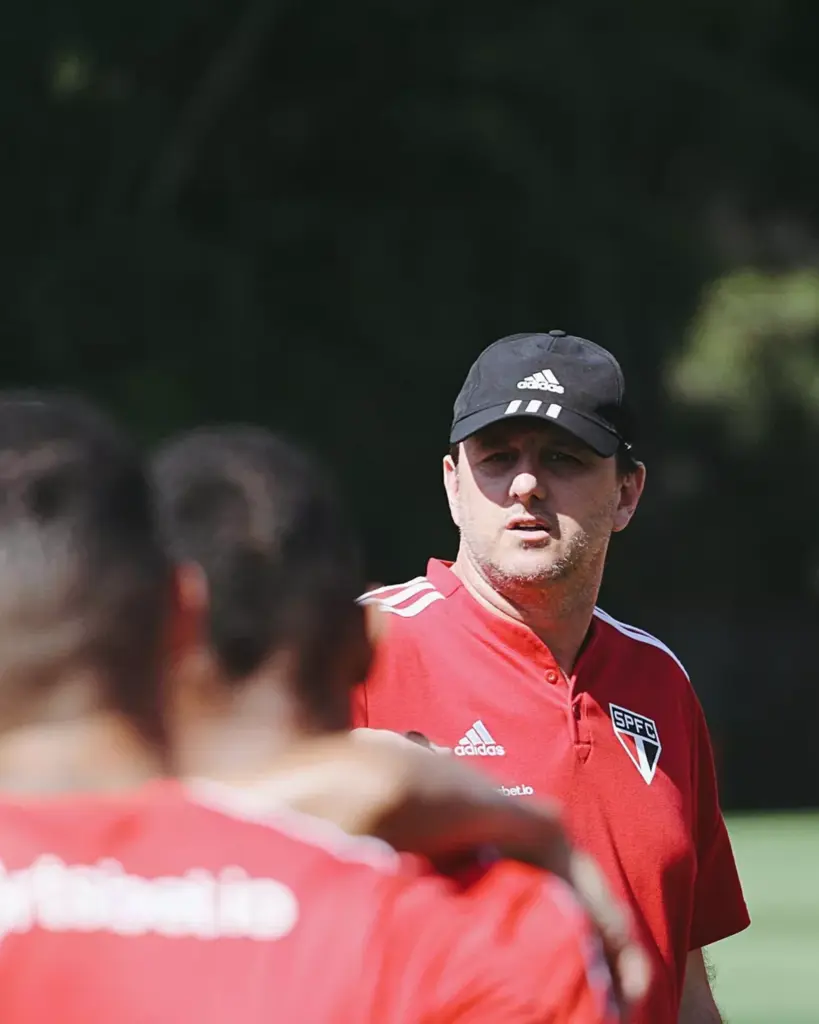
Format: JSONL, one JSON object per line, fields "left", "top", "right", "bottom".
{"left": 355, "top": 331, "right": 750, "bottom": 1024}
{"left": 0, "top": 399, "right": 625, "bottom": 1023}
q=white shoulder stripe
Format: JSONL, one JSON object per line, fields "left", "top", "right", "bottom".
{"left": 358, "top": 577, "right": 426, "bottom": 601}
{"left": 593, "top": 607, "right": 689, "bottom": 679}
{"left": 374, "top": 580, "right": 435, "bottom": 608}
{"left": 381, "top": 590, "right": 444, "bottom": 617}
{"left": 357, "top": 576, "right": 445, "bottom": 618}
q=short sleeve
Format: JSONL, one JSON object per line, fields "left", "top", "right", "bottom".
{"left": 689, "top": 699, "right": 751, "bottom": 950}
{"left": 370, "top": 861, "right": 621, "bottom": 1024}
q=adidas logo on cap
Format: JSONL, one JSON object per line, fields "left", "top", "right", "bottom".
{"left": 517, "top": 369, "right": 564, "bottom": 393}
{"left": 454, "top": 720, "right": 505, "bottom": 757}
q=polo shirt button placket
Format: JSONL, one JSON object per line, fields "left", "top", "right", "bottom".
{"left": 570, "top": 694, "right": 592, "bottom": 761}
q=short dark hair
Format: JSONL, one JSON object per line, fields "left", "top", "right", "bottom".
{"left": 448, "top": 441, "right": 640, "bottom": 477}
{"left": 615, "top": 445, "right": 640, "bottom": 477}
{"left": 0, "top": 393, "right": 169, "bottom": 739}
{"left": 151, "top": 427, "right": 366, "bottom": 721}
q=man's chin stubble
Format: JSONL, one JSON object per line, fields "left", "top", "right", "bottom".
{"left": 482, "top": 556, "right": 579, "bottom": 591}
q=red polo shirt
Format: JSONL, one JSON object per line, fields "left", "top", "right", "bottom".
{"left": 354, "top": 559, "right": 750, "bottom": 1024}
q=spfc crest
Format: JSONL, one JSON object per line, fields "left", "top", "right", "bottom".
{"left": 609, "top": 703, "right": 662, "bottom": 785}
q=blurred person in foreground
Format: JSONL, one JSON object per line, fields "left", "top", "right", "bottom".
{"left": 0, "top": 396, "right": 635, "bottom": 1023}
{"left": 354, "top": 332, "right": 750, "bottom": 1024}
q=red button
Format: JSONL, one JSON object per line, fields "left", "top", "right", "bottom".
{"left": 546, "top": 670, "right": 559, "bottom": 684}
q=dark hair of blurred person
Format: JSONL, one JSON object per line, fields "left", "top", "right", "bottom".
{"left": 0, "top": 392, "right": 172, "bottom": 791}
{"left": 151, "top": 426, "right": 371, "bottom": 779}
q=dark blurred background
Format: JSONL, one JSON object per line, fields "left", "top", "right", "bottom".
{"left": 4, "top": 0, "right": 818, "bottom": 812}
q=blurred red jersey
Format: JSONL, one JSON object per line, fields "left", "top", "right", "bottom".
{"left": 0, "top": 779, "right": 620, "bottom": 1024}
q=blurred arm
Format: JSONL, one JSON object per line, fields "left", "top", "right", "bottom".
{"left": 263, "top": 731, "right": 647, "bottom": 1009}
{"left": 678, "top": 949, "right": 722, "bottom": 1024}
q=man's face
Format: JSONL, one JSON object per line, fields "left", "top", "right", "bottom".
{"left": 443, "top": 420, "right": 644, "bottom": 591}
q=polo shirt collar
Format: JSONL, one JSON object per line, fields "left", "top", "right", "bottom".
{"left": 426, "top": 558, "right": 599, "bottom": 675}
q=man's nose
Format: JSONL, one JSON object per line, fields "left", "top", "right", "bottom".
{"left": 509, "top": 465, "right": 546, "bottom": 503}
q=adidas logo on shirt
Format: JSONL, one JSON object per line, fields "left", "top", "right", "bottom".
{"left": 454, "top": 721, "right": 505, "bottom": 757}
{"left": 516, "top": 369, "right": 564, "bottom": 393}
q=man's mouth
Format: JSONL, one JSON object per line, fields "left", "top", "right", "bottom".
{"left": 506, "top": 516, "right": 550, "bottom": 533}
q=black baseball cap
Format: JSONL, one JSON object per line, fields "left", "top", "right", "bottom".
{"left": 449, "top": 331, "right": 635, "bottom": 458}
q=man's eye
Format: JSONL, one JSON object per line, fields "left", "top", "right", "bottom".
{"left": 483, "top": 451, "right": 516, "bottom": 464}
{"left": 545, "top": 451, "right": 581, "bottom": 465}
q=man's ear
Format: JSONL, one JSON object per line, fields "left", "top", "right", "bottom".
{"left": 443, "top": 452, "right": 460, "bottom": 528}
{"left": 166, "top": 561, "right": 209, "bottom": 663}
{"left": 612, "top": 462, "right": 646, "bottom": 533}
{"left": 162, "top": 562, "right": 220, "bottom": 736}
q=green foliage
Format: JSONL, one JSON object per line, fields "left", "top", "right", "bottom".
{"left": 671, "top": 269, "right": 819, "bottom": 443}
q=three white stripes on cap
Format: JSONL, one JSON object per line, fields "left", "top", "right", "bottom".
{"left": 505, "top": 399, "right": 562, "bottom": 418}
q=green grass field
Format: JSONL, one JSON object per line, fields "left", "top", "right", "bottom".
{"left": 709, "top": 812, "right": 819, "bottom": 1023}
